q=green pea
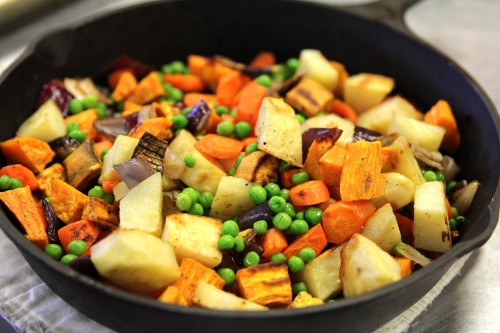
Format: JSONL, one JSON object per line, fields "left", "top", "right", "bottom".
{"left": 316, "top": 112, "right": 327, "bottom": 117}
{"left": 295, "top": 211, "right": 305, "bottom": 221}
{"left": 217, "top": 268, "right": 236, "bottom": 286}
{"left": 449, "top": 218, "right": 458, "bottom": 230}
{"left": 100, "top": 149, "right": 109, "bottom": 162}
{"left": 228, "top": 167, "right": 236, "bottom": 176}
{"left": 283, "top": 203, "right": 296, "bottom": 219}
{"left": 44, "top": 244, "right": 64, "bottom": 261}
{"left": 451, "top": 206, "right": 459, "bottom": 219}
{"left": 256, "top": 74, "right": 273, "bottom": 88}
{"left": 61, "top": 254, "right": 78, "bottom": 264}
{"left": 188, "top": 202, "right": 204, "bottom": 216}
{"left": 102, "top": 193, "right": 114, "bottom": 204}
{"left": 273, "top": 212, "right": 292, "bottom": 231}
{"left": 68, "top": 129, "right": 86, "bottom": 143}
{"left": 198, "top": 192, "right": 214, "bottom": 210}
{"left": 172, "top": 114, "right": 188, "bottom": 130}
{"left": 286, "top": 58, "right": 300, "bottom": 73}
{"left": 456, "top": 216, "right": 465, "bottom": 223}
{"left": 170, "top": 60, "right": 186, "bottom": 73}
{"left": 234, "top": 235, "right": 245, "bottom": 252}
{"left": 292, "top": 281, "right": 307, "bottom": 296}
{"left": 295, "top": 113, "right": 306, "bottom": 124}
{"left": 423, "top": 170, "right": 437, "bottom": 182}
{"left": 163, "top": 82, "right": 174, "bottom": 95}
{"left": 217, "top": 121, "right": 235, "bottom": 136}
{"left": 215, "top": 105, "right": 230, "bottom": 116}
{"left": 253, "top": 220, "right": 268, "bottom": 235}
{"left": 184, "top": 154, "right": 196, "bottom": 168}
{"left": 279, "top": 189, "right": 290, "bottom": 202}
{"left": 182, "top": 106, "right": 193, "bottom": 115}
{"left": 288, "top": 219, "right": 309, "bottom": 235}
{"left": 299, "top": 247, "right": 316, "bottom": 263}
{"left": 291, "top": 171, "right": 309, "bottom": 185}
{"left": 88, "top": 185, "right": 104, "bottom": 198}
{"left": 176, "top": 192, "right": 192, "bottom": 211}
{"left": 243, "top": 251, "right": 260, "bottom": 267}
{"left": 69, "top": 99, "right": 84, "bottom": 114}
{"left": 217, "top": 234, "right": 235, "bottom": 250}
{"left": 96, "top": 102, "right": 107, "bottom": 119}
{"left": 0, "top": 175, "right": 11, "bottom": 190}
{"left": 447, "top": 180, "right": 457, "bottom": 192}
{"left": 222, "top": 220, "right": 240, "bottom": 237}
{"left": 161, "top": 64, "right": 173, "bottom": 74}
{"left": 249, "top": 185, "right": 267, "bottom": 205}
{"left": 169, "top": 87, "right": 184, "bottom": 103}
{"left": 305, "top": 207, "right": 323, "bottom": 225}
{"left": 288, "top": 256, "right": 305, "bottom": 273}
{"left": 435, "top": 170, "right": 445, "bottom": 182}
{"left": 82, "top": 94, "right": 98, "bottom": 109}
{"left": 270, "top": 252, "right": 286, "bottom": 262}
{"left": 393, "top": 242, "right": 406, "bottom": 257}
{"left": 234, "top": 121, "right": 252, "bottom": 139}
{"left": 264, "top": 183, "right": 281, "bottom": 198}
{"left": 245, "top": 141, "right": 259, "bottom": 153}
{"left": 68, "top": 240, "right": 88, "bottom": 256}
{"left": 66, "top": 122, "right": 79, "bottom": 134}
{"left": 269, "top": 196, "right": 287, "bottom": 213}
{"left": 234, "top": 155, "right": 245, "bottom": 169}
{"left": 9, "top": 178, "right": 23, "bottom": 190}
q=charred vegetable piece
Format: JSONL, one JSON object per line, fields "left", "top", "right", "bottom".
{"left": 353, "top": 126, "right": 382, "bottom": 142}
{"left": 236, "top": 202, "right": 273, "bottom": 230}
{"left": 113, "top": 157, "right": 154, "bottom": 189}
{"left": 36, "top": 163, "right": 67, "bottom": 197}
{"left": 302, "top": 128, "right": 342, "bottom": 163}
{"left": 103, "top": 54, "right": 155, "bottom": 80}
{"left": 41, "top": 198, "right": 64, "bottom": 243}
{"left": 214, "top": 55, "right": 271, "bottom": 78}
{"left": 285, "top": 77, "right": 334, "bottom": 117}
{"left": 36, "top": 80, "right": 73, "bottom": 117}
{"left": 82, "top": 197, "right": 119, "bottom": 229}
{"left": 304, "top": 129, "right": 343, "bottom": 180}
{"left": 132, "top": 132, "right": 168, "bottom": 174}
{"left": 50, "top": 136, "right": 81, "bottom": 160}
{"left": 63, "top": 140, "right": 102, "bottom": 191}
{"left": 186, "top": 99, "right": 211, "bottom": 134}
{"left": 67, "top": 255, "right": 101, "bottom": 280}
{"left": 234, "top": 151, "right": 279, "bottom": 186}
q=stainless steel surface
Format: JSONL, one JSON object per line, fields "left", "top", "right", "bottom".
{"left": 0, "top": 0, "right": 498, "bottom": 331}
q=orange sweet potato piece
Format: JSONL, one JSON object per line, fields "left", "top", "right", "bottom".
{"left": 0, "top": 164, "right": 39, "bottom": 191}
{"left": 49, "top": 178, "right": 89, "bottom": 224}
{"left": 1, "top": 136, "right": 55, "bottom": 173}
{"left": 128, "top": 71, "right": 165, "bottom": 104}
{"left": 36, "top": 163, "right": 66, "bottom": 197}
{"left": 319, "top": 145, "right": 345, "bottom": 187}
{"left": 424, "top": 100, "right": 461, "bottom": 153}
{"left": 58, "top": 218, "right": 100, "bottom": 254}
{"left": 128, "top": 117, "right": 173, "bottom": 141}
{"left": 64, "top": 109, "right": 99, "bottom": 141}
{"left": 112, "top": 70, "right": 138, "bottom": 101}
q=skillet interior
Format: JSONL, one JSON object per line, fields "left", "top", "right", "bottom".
{"left": 0, "top": 0, "right": 498, "bottom": 332}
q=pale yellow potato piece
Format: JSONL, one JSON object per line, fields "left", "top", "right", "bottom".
{"left": 193, "top": 281, "right": 268, "bottom": 311}
{"left": 388, "top": 113, "right": 446, "bottom": 151}
{"left": 361, "top": 203, "right": 402, "bottom": 253}
{"left": 210, "top": 176, "right": 255, "bottom": 221}
{"left": 99, "top": 135, "right": 139, "bottom": 183}
{"left": 344, "top": 73, "right": 395, "bottom": 113}
{"left": 16, "top": 99, "right": 66, "bottom": 142}
{"left": 298, "top": 49, "right": 339, "bottom": 91}
{"left": 371, "top": 172, "right": 415, "bottom": 210}
{"left": 383, "top": 136, "right": 425, "bottom": 185}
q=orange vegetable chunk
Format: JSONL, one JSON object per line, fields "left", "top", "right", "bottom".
{"left": 250, "top": 51, "right": 276, "bottom": 68}
{"left": 163, "top": 74, "right": 205, "bottom": 92}
{"left": 424, "top": 99, "right": 461, "bottom": 153}
{"left": 0, "top": 164, "right": 39, "bottom": 191}
{"left": 64, "top": 109, "right": 99, "bottom": 141}
{"left": 129, "top": 71, "right": 165, "bottom": 104}
{"left": 235, "top": 81, "right": 267, "bottom": 126}
{"left": 289, "top": 180, "right": 330, "bottom": 206}
{"left": 260, "top": 228, "right": 288, "bottom": 261}
{"left": 129, "top": 117, "right": 173, "bottom": 140}
{"left": 112, "top": 70, "right": 138, "bottom": 101}
{"left": 283, "top": 224, "right": 328, "bottom": 259}
{"left": 1, "top": 136, "right": 55, "bottom": 173}
{"left": 58, "top": 218, "right": 100, "bottom": 254}
{"left": 319, "top": 145, "right": 346, "bottom": 187}
{"left": 194, "top": 134, "right": 245, "bottom": 159}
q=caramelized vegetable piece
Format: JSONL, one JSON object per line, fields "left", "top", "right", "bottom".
{"left": 49, "top": 178, "right": 90, "bottom": 224}
{"left": 319, "top": 145, "right": 345, "bottom": 187}
{"left": 41, "top": 198, "right": 63, "bottom": 243}
{"left": 304, "top": 130, "right": 342, "bottom": 180}
{"left": 1, "top": 136, "right": 55, "bottom": 173}
{"left": 236, "top": 261, "right": 292, "bottom": 307}
{"left": 283, "top": 224, "right": 328, "bottom": 259}
{"left": 132, "top": 132, "right": 168, "bottom": 174}
{"left": 285, "top": 77, "right": 334, "bottom": 117}
{"left": 82, "top": 197, "right": 119, "bottom": 229}
{"left": 36, "top": 163, "right": 66, "bottom": 197}
{"left": 112, "top": 70, "right": 138, "bottom": 101}
{"left": 424, "top": 99, "right": 461, "bottom": 153}
{"left": 158, "top": 285, "right": 188, "bottom": 306}
{"left": 0, "top": 164, "right": 39, "bottom": 191}
{"left": 129, "top": 117, "right": 173, "bottom": 141}
{"left": 58, "top": 218, "right": 99, "bottom": 254}
{"left": 0, "top": 186, "right": 48, "bottom": 249}
{"left": 63, "top": 140, "right": 102, "bottom": 191}
{"left": 234, "top": 151, "right": 279, "bottom": 185}
{"left": 64, "top": 109, "right": 99, "bottom": 141}
{"left": 128, "top": 71, "right": 165, "bottom": 104}
{"left": 289, "top": 180, "right": 330, "bottom": 206}
{"left": 289, "top": 291, "right": 324, "bottom": 309}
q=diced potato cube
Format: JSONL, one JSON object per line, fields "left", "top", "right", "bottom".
{"left": 383, "top": 136, "right": 425, "bottom": 185}
{"left": 210, "top": 176, "right": 255, "bottom": 221}
{"left": 16, "top": 99, "right": 66, "bottom": 142}
{"left": 298, "top": 49, "right": 339, "bottom": 91}
{"left": 193, "top": 281, "right": 268, "bottom": 311}
{"left": 99, "top": 135, "right": 139, "bottom": 183}
{"left": 388, "top": 113, "right": 446, "bottom": 151}
{"left": 361, "top": 203, "right": 402, "bottom": 253}
{"left": 344, "top": 73, "right": 395, "bottom": 113}
{"left": 370, "top": 172, "right": 415, "bottom": 210}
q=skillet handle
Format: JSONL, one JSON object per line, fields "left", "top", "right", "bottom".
{"left": 333, "top": 0, "right": 420, "bottom": 37}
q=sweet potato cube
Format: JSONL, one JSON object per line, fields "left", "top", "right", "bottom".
{"left": 129, "top": 71, "right": 165, "bottom": 104}
{"left": 49, "top": 178, "right": 89, "bottom": 224}
{"left": 158, "top": 285, "right": 188, "bottom": 306}
{"left": 64, "top": 109, "right": 99, "bottom": 141}
{"left": 36, "top": 163, "right": 66, "bottom": 197}
{"left": 289, "top": 291, "right": 324, "bottom": 309}
{"left": 236, "top": 261, "right": 292, "bottom": 307}
{"left": 285, "top": 77, "right": 334, "bottom": 117}
{"left": 1, "top": 136, "right": 55, "bottom": 173}
{"left": 82, "top": 197, "right": 119, "bottom": 229}
{"left": 319, "top": 144, "right": 345, "bottom": 186}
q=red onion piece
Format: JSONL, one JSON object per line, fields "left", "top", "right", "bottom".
{"left": 302, "top": 127, "right": 343, "bottom": 162}
{"left": 186, "top": 99, "right": 211, "bottom": 134}
{"left": 41, "top": 198, "right": 64, "bottom": 243}
{"left": 94, "top": 116, "right": 128, "bottom": 139}
{"left": 114, "top": 157, "right": 155, "bottom": 189}
{"left": 36, "top": 80, "right": 73, "bottom": 116}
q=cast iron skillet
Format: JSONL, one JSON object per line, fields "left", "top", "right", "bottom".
{"left": 0, "top": 0, "right": 499, "bottom": 332}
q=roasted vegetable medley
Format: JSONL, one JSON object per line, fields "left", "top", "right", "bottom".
{"left": 0, "top": 50, "right": 479, "bottom": 310}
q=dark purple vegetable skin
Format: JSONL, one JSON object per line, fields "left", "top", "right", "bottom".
{"left": 186, "top": 99, "right": 211, "bottom": 134}
{"left": 49, "top": 136, "right": 81, "bottom": 160}
{"left": 94, "top": 117, "right": 128, "bottom": 139}
{"left": 302, "top": 127, "right": 343, "bottom": 161}
{"left": 67, "top": 255, "right": 101, "bottom": 280}
{"left": 102, "top": 55, "right": 154, "bottom": 80}
{"left": 236, "top": 202, "right": 272, "bottom": 230}
{"left": 353, "top": 126, "right": 382, "bottom": 142}
{"left": 41, "top": 198, "right": 64, "bottom": 243}
{"left": 36, "top": 80, "right": 74, "bottom": 117}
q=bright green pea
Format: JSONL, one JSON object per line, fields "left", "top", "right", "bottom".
{"left": 96, "top": 102, "right": 107, "bottom": 119}
{"left": 88, "top": 185, "right": 104, "bottom": 198}
{"left": 295, "top": 113, "right": 306, "bottom": 124}
{"left": 184, "top": 154, "right": 196, "bottom": 168}
{"left": 222, "top": 220, "right": 240, "bottom": 237}
{"left": 234, "top": 155, "right": 245, "bottom": 169}
{"left": 270, "top": 252, "right": 286, "bottom": 262}
{"left": 253, "top": 220, "right": 268, "bottom": 235}
{"left": 249, "top": 185, "right": 267, "bottom": 205}
{"left": 9, "top": 178, "right": 23, "bottom": 190}
{"left": 216, "top": 121, "right": 235, "bottom": 136}
{"left": 170, "top": 60, "right": 186, "bottom": 73}
{"left": 228, "top": 167, "right": 236, "bottom": 176}
{"left": 288, "top": 256, "right": 305, "bottom": 273}
{"left": 182, "top": 106, "right": 193, "bottom": 115}
{"left": 44, "top": 244, "right": 64, "bottom": 261}
{"left": 234, "top": 235, "right": 245, "bottom": 252}
{"left": 66, "top": 122, "right": 79, "bottom": 134}
{"left": 0, "top": 175, "right": 11, "bottom": 190}
{"left": 215, "top": 105, "right": 230, "bottom": 116}
{"left": 188, "top": 202, "right": 204, "bottom": 216}
{"left": 245, "top": 141, "right": 259, "bottom": 153}
{"left": 162, "top": 64, "right": 173, "bottom": 74}
{"left": 456, "top": 216, "right": 465, "bottom": 223}
{"left": 171, "top": 114, "right": 188, "bottom": 130}
{"left": 269, "top": 196, "right": 287, "bottom": 213}
{"left": 447, "top": 180, "right": 457, "bottom": 192}
{"left": 305, "top": 207, "right": 323, "bottom": 225}
{"left": 163, "top": 82, "right": 174, "bottom": 95}
{"left": 291, "top": 171, "right": 309, "bottom": 185}
{"left": 295, "top": 211, "right": 305, "bottom": 221}
{"left": 176, "top": 192, "right": 192, "bottom": 211}
{"left": 264, "top": 183, "right": 281, "bottom": 198}
{"left": 283, "top": 203, "right": 296, "bottom": 219}
{"left": 393, "top": 242, "right": 406, "bottom": 257}
{"left": 272, "top": 212, "right": 292, "bottom": 231}
{"left": 69, "top": 99, "right": 84, "bottom": 114}
{"left": 198, "top": 192, "right": 214, "bottom": 210}
{"left": 451, "top": 206, "right": 459, "bottom": 219}
{"left": 61, "top": 254, "right": 78, "bottom": 264}
{"left": 234, "top": 121, "right": 252, "bottom": 139}
{"left": 68, "top": 240, "right": 88, "bottom": 256}
{"left": 299, "top": 247, "right": 316, "bottom": 263}
{"left": 100, "top": 149, "right": 109, "bottom": 162}
{"left": 435, "top": 170, "right": 445, "bottom": 182}
{"left": 217, "top": 268, "right": 236, "bottom": 286}
{"left": 256, "top": 74, "right": 273, "bottom": 88}
{"left": 291, "top": 281, "right": 307, "bottom": 296}
{"left": 218, "top": 234, "right": 235, "bottom": 250}
{"left": 288, "top": 219, "right": 309, "bottom": 235}
{"left": 102, "top": 193, "right": 114, "bottom": 204}
{"left": 279, "top": 189, "right": 290, "bottom": 202}
{"left": 169, "top": 87, "right": 184, "bottom": 103}
{"left": 449, "top": 218, "right": 458, "bottom": 230}
{"left": 243, "top": 251, "right": 260, "bottom": 267}
{"left": 82, "top": 94, "right": 98, "bottom": 109}
{"left": 423, "top": 170, "right": 437, "bottom": 182}
{"left": 286, "top": 58, "right": 300, "bottom": 73}
{"left": 68, "top": 129, "right": 86, "bottom": 143}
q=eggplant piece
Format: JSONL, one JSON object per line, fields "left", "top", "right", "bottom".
{"left": 67, "top": 255, "right": 101, "bottom": 280}
{"left": 41, "top": 198, "right": 64, "bottom": 243}
{"left": 132, "top": 132, "right": 168, "bottom": 174}
{"left": 236, "top": 202, "right": 273, "bottom": 230}
{"left": 186, "top": 99, "right": 211, "bottom": 134}
{"left": 114, "top": 157, "right": 154, "bottom": 189}
{"left": 49, "top": 136, "right": 81, "bottom": 160}
{"left": 302, "top": 128, "right": 343, "bottom": 163}
{"left": 63, "top": 139, "right": 102, "bottom": 191}
{"left": 36, "top": 80, "right": 74, "bottom": 117}
{"left": 353, "top": 126, "right": 382, "bottom": 142}
{"left": 234, "top": 151, "right": 280, "bottom": 185}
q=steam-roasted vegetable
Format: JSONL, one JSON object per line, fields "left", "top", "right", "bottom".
{"left": 132, "top": 132, "right": 168, "bottom": 174}
{"left": 63, "top": 139, "right": 102, "bottom": 191}
{"left": 234, "top": 151, "right": 279, "bottom": 185}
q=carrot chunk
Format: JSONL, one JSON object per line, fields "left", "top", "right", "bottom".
{"left": 235, "top": 81, "right": 267, "bottom": 126}
{"left": 289, "top": 180, "right": 330, "bottom": 206}
{"left": 112, "top": 70, "right": 138, "bottom": 101}
{"left": 329, "top": 99, "right": 358, "bottom": 124}
{"left": 163, "top": 74, "right": 205, "bottom": 92}
{"left": 283, "top": 224, "right": 328, "bottom": 258}
{"left": 260, "top": 228, "right": 288, "bottom": 261}
{"left": 194, "top": 134, "right": 245, "bottom": 159}
{"left": 250, "top": 51, "right": 276, "bottom": 68}
{"left": 58, "top": 218, "right": 100, "bottom": 254}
